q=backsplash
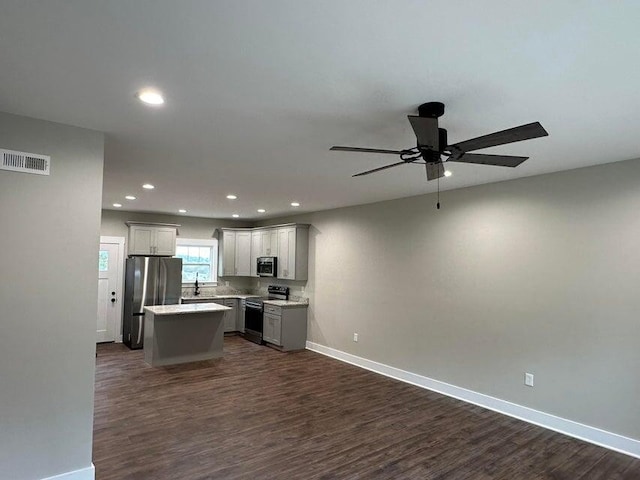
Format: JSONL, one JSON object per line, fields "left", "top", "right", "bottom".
{"left": 254, "top": 279, "right": 308, "bottom": 303}
{"left": 182, "top": 279, "right": 308, "bottom": 303}
{"left": 181, "top": 284, "right": 247, "bottom": 298}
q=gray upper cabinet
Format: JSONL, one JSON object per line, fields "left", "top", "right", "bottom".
{"left": 219, "top": 224, "right": 308, "bottom": 279}
{"left": 263, "top": 229, "right": 278, "bottom": 256}
{"left": 235, "top": 231, "right": 252, "bottom": 276}
{"left": 127, "top": 222, "right": 178, "bottom": 256}
{"left": 218, "top": 228, "right": 252, "bottom": 277}
{"left": 219, "top": 230, "right": 237, "bottom": 276}
{"left": 277, "top": 225, "right": 309, "bottom": 280}
{"left": 250, "top": 228, "right": 279, "bottom": 277}
{"left": 250, "top": 231, "right": 261, "bottom": 277}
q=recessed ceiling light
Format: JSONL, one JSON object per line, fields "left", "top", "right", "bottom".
{"left": 226, "top": 194, "right": 237, "bottom": 200}
{"left": 257, "top": 209, "right": 266, "bottom": 213}
{"left": 444, "top": 170, "right": 452, "bottom": 177}
{"left": 113, "top": 203, "right": 122, "bottom": 208}
{"left": 136, "top": 89, "right": 164, "bottom": 106}
{"left": 142, "top": 184, "right": 155, "bottom": 190}
{"left": 232, "top": 214, "right": 239, "bottom": 218}
{"left": 178, "top": 209, "right": 187, "bottom": 213}
{"left": 291, "top": 202, "right": 300, "bottom": 207}
{"left": 125, "top": 195, "right": 136, "bottom": 200}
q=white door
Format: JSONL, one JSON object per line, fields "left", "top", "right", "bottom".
{"left": 97, "top": 242, "right": 120, "bottom": 342}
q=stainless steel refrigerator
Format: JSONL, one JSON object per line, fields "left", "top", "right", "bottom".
{"left": 123, "top": 257, "right": 183, "bottom": 349}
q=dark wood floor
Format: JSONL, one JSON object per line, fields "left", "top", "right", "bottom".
{"left": 93, "top": 336, "right": 640, "bottom": 479}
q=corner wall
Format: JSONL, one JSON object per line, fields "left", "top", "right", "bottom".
{"left": 262, "top": 157, "right": 640, "bottom": 444}
{"left": 0, "top": 112, "right": 104, "bottom": 480}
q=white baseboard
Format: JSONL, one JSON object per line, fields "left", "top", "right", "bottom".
{"left": 306, "top": 341, "right": 640, "bottom": 459}
{"left": 41, "top": 464, "right": 95, "bottom": 480}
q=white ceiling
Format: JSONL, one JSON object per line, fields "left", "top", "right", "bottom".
{"left": 1, "top": 1, "right": 640, "bottom": 219}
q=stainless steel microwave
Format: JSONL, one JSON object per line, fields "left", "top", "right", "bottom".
{"left": 257, "top": 256, "right": 277, "bottom": 277}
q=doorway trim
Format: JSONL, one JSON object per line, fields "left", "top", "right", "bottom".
{"left": 100, "top": 236, "right": 125, "bottom": 342}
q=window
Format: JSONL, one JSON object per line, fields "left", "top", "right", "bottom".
{"left": 98, "top": 250, "right": 109, "bottom": 271}
{"left": 174, "top": 238, "right": 218, "bottom": 284}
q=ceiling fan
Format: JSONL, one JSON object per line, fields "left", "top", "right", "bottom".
{"left": 330, "top": 102, "right": 548, "bottom": 181}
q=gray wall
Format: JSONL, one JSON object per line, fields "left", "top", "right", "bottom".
{"left": 0, "top": 113, "right": 104, "bottom": 479}
{"left": 260, "top": 157, "right": 640, "bottom": 441}
{"left": 100, "top": 209, "right": 252, "bottom": 240}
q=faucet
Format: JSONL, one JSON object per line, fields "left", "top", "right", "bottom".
{"left": 194, "top": 273, "right": 200, "bottom": 296}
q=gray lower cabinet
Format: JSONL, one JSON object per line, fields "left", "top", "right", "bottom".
{"left": 263, "top": 312, "right": 281, "bottom": 346}
{"left": 239, "top": 300, "right": 246, "bottom": 333}
{"left": 182, "top": 297, "right": 239, "bottom": 333}
{"left": 212, "top": 299, "right": 238, "bottom": 333}
{"left": 181, "top": 297, "right": 215, "bottom": 305}
{"left": 223, "top": 299, "right": 238, "bottom": 333}
{"left": 262, "top": 304, "right": 307, "bottom": 351}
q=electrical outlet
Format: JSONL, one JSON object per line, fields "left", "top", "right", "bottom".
{"left": 353, "top": 333, "right": 358, "bottom": 342}
{"left": 524, "top": 373, "right": 534, "bottom": 387}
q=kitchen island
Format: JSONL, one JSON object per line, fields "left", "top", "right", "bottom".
{"left": 143, "top": 303, "right": 231, "bottom": 367}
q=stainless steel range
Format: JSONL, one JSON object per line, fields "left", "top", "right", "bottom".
{"left": 244, "top": 285, "right": 289, "bottom": 344}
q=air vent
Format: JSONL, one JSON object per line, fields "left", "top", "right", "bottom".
{"left": 1, "top": 148, "right": 50, "bottom": 175}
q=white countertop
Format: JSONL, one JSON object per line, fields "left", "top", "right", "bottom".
{"left": 181, "top": 295, "right": 309, "bottom": 307}
{"left": 145, "top": 303, "right": 231, "bottom": 316}
{"left": 263, "top": 300, "right": 309, "bottom": 308}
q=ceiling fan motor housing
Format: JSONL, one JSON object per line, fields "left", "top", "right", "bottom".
{"left": 420, "top": 148, "right": 441, "bottom": 163}
{"left": 418, "top": 102, "right": 445, "bottom": 118}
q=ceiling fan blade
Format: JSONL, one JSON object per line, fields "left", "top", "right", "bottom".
{"left": 447, "top": 122, "right": 548, "bottom": 153}
{"left": 330, "top": 146, "right": 403, "bottom": 155}
{"left": 408, "top": 116, "right": 439, "bottom": 150}
{"left": 353, "top": 161, "right": 407, "bottom": 177}
{"left": 449, "top": 153, "right": 529, "bottom": 167}
{"left": 425, "top": 162, "right": 444, "bottom": 181}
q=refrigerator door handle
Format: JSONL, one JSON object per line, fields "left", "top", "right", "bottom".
{"left": 137, "top": 315, "right": 143, "bottom": 345}
{"left": 158, "top": 259, "right": 167, "bottom": 303}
